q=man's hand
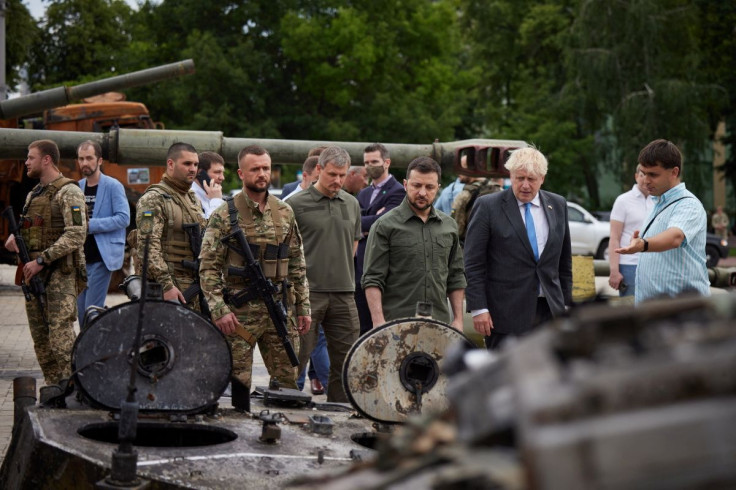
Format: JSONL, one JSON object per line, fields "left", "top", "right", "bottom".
{"left": 608, "top": 270, "right": 624, "bottom": 290}
{"left": 615, "top": 230, "right": 644, "bottom": 255}
{"left": 23, "top": 260, "right": 43, "bottom": 282}
{"left": 376, "top": 206, "right": 386, "bottom": 215}
{"left": 203, "top": 180, "right": 223, "bottom": 200}
{"left": 371, "top": 314, "right": 386, "bottom": 329}
{"left": 164, "top": 286, "right": 186, "bottom": 303}
{"left": 4, "top": 235, "right": 18, "bottom": 253}
{"left": 297, "top": 315, "right": 311, "bottom": 335}
{"left": 450, "top": 317, "right": 464, "bottom": 332}
{"left": 215, "top": 312, "right": 239, "bottom": 336}
{"left": 472, "top": 312, "right": 493, "bottom": 337}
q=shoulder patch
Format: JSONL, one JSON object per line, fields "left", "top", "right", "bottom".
{"left": 139, "top": 210, "right": 154, "bottom": 234}
{"left": 72, "top": 206, "right": 82, "bottom": 226}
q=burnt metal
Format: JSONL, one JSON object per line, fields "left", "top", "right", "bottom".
{"left": 231, "top": 377, "right": 250, "bottom": 413}
{"left": 260, "top": 384, "right": 312, "bottom": 408}
{"left": 79, "top": 422, "right": 237, "bottom": 447}
{"left": 0, "top": 60, "right": 195, "bottom": 120}
{"left": 12, "top": 377, "right": 35, "bottom": 430}
{"left": 342, "top": 317, "right": 474, "bottom": 423}
{"left": 308, "top": 415, "right": 334, "bottom": 436}
{"left": 259, "top": 410, "right": 284, "bottom": 444}
{"left": 72, "top": 300, "right": 231, "bottom": 413}
{"left": 399, "top": 351, "right": 439, "bottom": 394}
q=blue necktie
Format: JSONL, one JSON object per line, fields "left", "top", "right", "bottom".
{"left": 525, "top": 202, "right": 539, "bottom": 261}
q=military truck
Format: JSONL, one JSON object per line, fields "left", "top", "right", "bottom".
{"left": 0, "top": 60, "right": 196, "bottom": 265}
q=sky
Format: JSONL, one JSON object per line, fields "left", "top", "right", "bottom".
{"left": 24, "top": 0, "right": 143, "bottom": 19}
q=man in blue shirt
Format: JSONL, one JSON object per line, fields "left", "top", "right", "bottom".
{"left": 615, "top": 139, "right": 709, "bottom": 304}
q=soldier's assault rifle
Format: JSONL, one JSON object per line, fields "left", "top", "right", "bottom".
{"left": 2, "top": 207, "right": 48, "bottom": 327}
{"left": 180, "top": 223, "right": 211, "bottom": 317}
{"left": 222, "top": 226, "right": 299, "bottom": 367}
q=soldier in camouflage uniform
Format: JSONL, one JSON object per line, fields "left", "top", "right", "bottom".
{"left": 4, "top": 140, "right": 86, "bottom": 385}
{"left": 135, "top": 143, "right": 206, "bottom": 308}
{"left": 451, "top": 177, "right": 503, "bottom": 243}
{"left": 199, "top": 145, "right": 311, "bottom": 398}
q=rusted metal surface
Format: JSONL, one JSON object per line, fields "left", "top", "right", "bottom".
{"left": 0, "top": 60, "right": 195, "bottom": 120}
{"left": 1, "top": 404, "right": 374, "bottom": 489}
{"left": 0, "top": 127, "right": 527, "bottom": 170}
{"left": 72, "top": 300, "right": 231, "bottom": 413}
{"left": 343, "top": 318, "right": 474, "bottom": 424}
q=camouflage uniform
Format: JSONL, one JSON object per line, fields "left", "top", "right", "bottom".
{"left": 19, "top": 175, "right": 87, "bottom": 385}
{"left": 451, "top": 179, "right": 502, "bottom": 241}
{"left": 199, "top": 191, "right": 310, "bottom": 389}
{"left": 135, "top": 177, "right": 206, "bottom": 309}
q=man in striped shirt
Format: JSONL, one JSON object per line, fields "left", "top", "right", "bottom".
{"left": 615, "top": 139, "right": 709, "bottom": 304}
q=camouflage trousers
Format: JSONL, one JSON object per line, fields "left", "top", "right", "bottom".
{"left": 25, "top": 268, "right": 78, "bottom": 385}
{"left": 229, "top": 302, "right": 300, "bottom": 389}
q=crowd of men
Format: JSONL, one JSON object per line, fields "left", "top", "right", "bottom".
{"left": 4, "top": 137, "right": 712, "bottom": 403}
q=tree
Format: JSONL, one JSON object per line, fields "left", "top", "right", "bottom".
{"left": 4, "top": 0, "right": 40, "bottom": 92}
{"left": 27, "top": 0, "right": 133, "bottom": 89}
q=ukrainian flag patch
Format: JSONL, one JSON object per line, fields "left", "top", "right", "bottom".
{"left": 72, "top": 206, "right": 82, "bottom": 226}
{"left": 140, "top": 210, "right": 154, "bottom": 234}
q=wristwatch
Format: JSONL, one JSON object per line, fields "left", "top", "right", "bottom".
{"left": 641, "top": 239, "right": 649, "bottom": 252}
{"left": 36, "top": 256, "right": 45, "bottom": 266}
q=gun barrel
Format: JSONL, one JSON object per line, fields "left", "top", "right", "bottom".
{"left": 0, "top": 127, "right": 527, "bottom": 170}
{"left": 0, "top": 60, "right": 196, "bottom": 120}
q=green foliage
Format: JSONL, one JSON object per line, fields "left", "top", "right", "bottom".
{"left": 5, "top": 0, "right": 40, "bottom": 90}
{"left": 17, "top": 0, "right": 734, "bottom": 208}
{"left": 27, "top": 0, "right": 133, "bottom": 89}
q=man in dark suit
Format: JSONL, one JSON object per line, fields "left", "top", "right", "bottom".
{"left": 464, "top": 147, "right": 572, "bottom": 350}
{"left": 355, "top": 143, "right": 406, "bottom": 334}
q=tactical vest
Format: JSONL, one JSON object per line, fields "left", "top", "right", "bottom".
{"left": 144, "top": 183, "right": 205, "bottom": 279}
{"left": 20, "top": 177, "right": 86, "bottom": 277}
{"left": 223, "top": 192, "right": 291, "bottom": 291}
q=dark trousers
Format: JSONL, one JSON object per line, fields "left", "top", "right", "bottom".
{"left": 485, "top": 297, "right": 553, "bottom": 351}
{"left": 354, "top": 283, "right": 373, "bottom": 336}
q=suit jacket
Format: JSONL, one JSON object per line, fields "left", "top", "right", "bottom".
{"left": 281, "top": 180, "right": 300, "bottom": 196}
{"left": 79, "top": 173, "right": 130, "bottom": 271}
{"left": 464, "top": 188, "right": 572, "bottom": 335}
{"left": 355, "top": 175, "right": 406, "bottom": 279}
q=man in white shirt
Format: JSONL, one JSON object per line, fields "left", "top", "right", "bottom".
{"left": 608, "top": 166, "right": 654, "bottom": 297}
{"left": 191, "top": 151, "right": 225, "bottom": 219}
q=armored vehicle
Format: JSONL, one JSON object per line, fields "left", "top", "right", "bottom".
{"left": 0, "top": 60, "right": 196, "bottom": 264}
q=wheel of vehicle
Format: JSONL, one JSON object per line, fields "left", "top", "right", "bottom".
{"left": 705, "top": 244, "right": 720, "bottom": 268}
{"left": 595, "top": 238, "right": 609, "bottom": 260}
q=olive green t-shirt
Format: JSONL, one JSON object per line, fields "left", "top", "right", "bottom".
{"left": 361, "top": 199, "right": 466, "bottom": 323}
{"left": 288, "top": 185, "right": 362, "bottom": 292}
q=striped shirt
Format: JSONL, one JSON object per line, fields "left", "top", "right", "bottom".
{"left": 635, "top": 183, "right": 710, "bottom": 304}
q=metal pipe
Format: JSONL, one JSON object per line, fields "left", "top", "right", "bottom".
{"left": 0, "top": 127, "right": 527, "bottom": 169}
{"left": 13, "top": 377, "right": 36, "bottom": 430}
{"left": 0, "top": 60, "right": 195, "bottom": 120}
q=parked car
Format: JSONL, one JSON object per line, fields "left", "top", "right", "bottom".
{"left": 705, "top": 234, "right": 729, "bottom": 268}
{"left": 593, "top": 207, "right": 730, "bottom": 267}
{"left": 567, "top": 202, "right": 610, "bottom": 259}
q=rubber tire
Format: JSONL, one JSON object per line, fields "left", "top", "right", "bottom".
{"left": 595, "top": 238, "right": 610, "bottom": 260}
{"left": 705, "top": 244, "right": 720, "bottom": 268}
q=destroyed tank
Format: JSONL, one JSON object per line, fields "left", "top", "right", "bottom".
{"left": 0, "top": 60, "right": 196, "bottom": 264}
{"left": 0, "top": 271, "right": 474, "bottom": 488}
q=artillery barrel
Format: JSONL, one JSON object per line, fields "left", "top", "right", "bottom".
{"left": 0, "top": 60, "right": 195, "bottom": 120}
{"left": 0, "top": 127, "right": 526, "bottom": 169}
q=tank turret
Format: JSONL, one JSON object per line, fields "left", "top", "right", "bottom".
{"left": 0, "top": 60, "right": 195, "bottom": 120}
{"left": 0, "top": 127, "right": 526, "bottom": 171}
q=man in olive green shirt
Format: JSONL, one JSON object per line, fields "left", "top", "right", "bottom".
{"left": 362, "top": 157, "right": 466, "bottom": 330}
{"left": 288, "top": 146, "right": 362, "bottom": 402}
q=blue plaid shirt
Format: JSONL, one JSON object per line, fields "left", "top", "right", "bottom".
{"left": 635, "top": 183, "right": 710, "bottom": 303}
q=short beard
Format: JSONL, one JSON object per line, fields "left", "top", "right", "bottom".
{"left": 246, "top": 182, "right": 268, "bottom": 194}
{"left": 408, "top": 198, "right": 431, "bottom": 212}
